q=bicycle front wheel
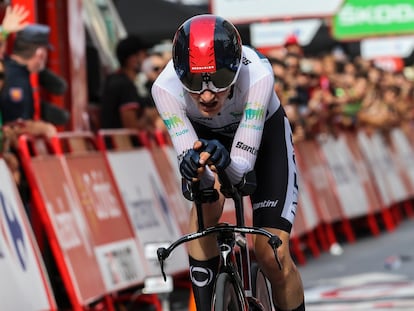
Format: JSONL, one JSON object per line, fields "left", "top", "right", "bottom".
{"left": 212, "top": 273, "right": 245, "bottom": 311}
{"left": 251, "top": 262, "right": 273, "bottom": 311}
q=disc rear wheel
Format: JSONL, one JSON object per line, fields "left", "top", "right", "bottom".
{"left": 212, "top": 273, "right": 244, "bottom": 311}
{"left": 251, "top": 263, "right": 272, "bottom": 311}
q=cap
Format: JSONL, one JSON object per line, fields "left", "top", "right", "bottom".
{"left": 284, "top": 34, "right": 299, "bottom": 47}
{"left": 15, "top": 24, "right": 51, "bottom": 47}
{"left": 116, "top": 35, "right": 151, "bottom": 66}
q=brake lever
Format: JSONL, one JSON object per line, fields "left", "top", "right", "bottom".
{"left": 268, "top": 235, "right": 283, "bottom": 270}
{"left": 157, "top": 247, "right": 169, "bottom": 281}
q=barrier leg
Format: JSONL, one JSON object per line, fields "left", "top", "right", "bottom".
{"left": 306, "top": 230, "right": 320, "bottom": 258}
{"left": 391, "top": 204, "right": 403, "bottom": 224}
{"left": 290, "top": 236, "right": 306, "bottom": 265}
{"left": 381, "top": 207, "right": 396, "bottom": 232}
{"left": 402, "top": 201, "right": 414, "bottom": 218}
{"left": 340, "top": 218, "right": 355, "bottom": 243}
{"left": 322, "top": 223, "right": 338, "bottom": 250}
{"left": 315, "top": 225, "right": 329, "bottom": 251}
{"left": 367, "top": 213, "right": 380, "bottom": 236}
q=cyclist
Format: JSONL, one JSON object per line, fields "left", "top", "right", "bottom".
{"left": 152, "top": 14, "right": 305, "bottom": 311}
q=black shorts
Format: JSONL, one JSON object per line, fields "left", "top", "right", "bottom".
{"left": 191, "top": 105, "right": 298, "bottom": 233}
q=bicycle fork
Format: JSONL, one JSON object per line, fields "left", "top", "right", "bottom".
{"left": 216, "top": 227, "right": 251, "bottom": 307}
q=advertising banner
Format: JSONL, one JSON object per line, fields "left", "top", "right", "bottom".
{"left": 357, "top": 131, "right": 408, "bottom": 205}
{"left": 104, "top": 149, "right": 189, "bottom": 276}
{"left": 211, "top": 0, "right": 343, "bottom": 24}
{"left": 0, "top": 159, "right": 56, "bottom": 310}
{"left": 318, "top": 135, "right": 371, "bottom": 218}
{"left": 342, "top": 132, "right": 383, "bottom": 213}
{"left": 294, "top": 140, "right": 344, "bottom": 224}
{"left": 250, "top": 19, "right": 321, "bottom": 49}
{"left": 150, "top": 145, "right": 192, "bottom": 235}
{"left": 294, "top": 169, "right": 320, "bottom": 238}
{"left": 333, "top": 0, "right": 414, "bottom": 40}
{"left": 388, "top": 128, "right": 414, "bottom": 197}
{"left": 63, "top": 152, "right": 147, "bottom": 290}
{"left": 30, "top": 156, "right": 107, "bottom": 303}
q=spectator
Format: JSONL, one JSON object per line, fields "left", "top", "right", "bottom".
{"left": 0, "top": 24, "right": 57, "bottom": 204}
{"left": 0, "top": 4, "right": 29, "bottom": 59}
{"left": 284, "top": 34, "right": 303, "bottom": 56}
{"left": 100, "top": 35, "right": 152, "bottom": 131}
{"left": 0, "top": 24, "right": 51, "bottom": 123}
{"left": 357, "top": 84, "right": 400, "bottom": 134}
{"left": 140, "top": 53, "right": 167, "bottom": 133}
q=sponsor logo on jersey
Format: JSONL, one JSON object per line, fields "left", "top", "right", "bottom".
{"left": 244, "top": 102, "right": 264, "bottom": 121}
{"left": 242, "top": 56, "right": 251, "bottom": 66}
{"left": 235, "top": 141, "right": 258, "bottom": 155}
{"left": 253, "top": 200, "right": 279, "bottom": 210}
{"left": 162, "top": 113, "right": 184, "bottom": 130}
{"left": 230, "top": 111, "right": 243, "bottom": 119}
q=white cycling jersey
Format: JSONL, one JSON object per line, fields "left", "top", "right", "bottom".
{"left": 152, "top": 45, "right": 281, "bottom": 185}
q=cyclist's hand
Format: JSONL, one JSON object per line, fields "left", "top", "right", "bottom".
{"left": 180, "top": 149, "right": 201, "bottom": 181}
{"left": 199, "top": 139, "right": 231, "bottom": 171}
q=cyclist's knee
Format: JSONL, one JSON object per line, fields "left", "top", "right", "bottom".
{"left": 190, "top": 199, "right": 224, "bottom": 227}
{"left": 254, "top": 230, "right": 297, "bottom": 279}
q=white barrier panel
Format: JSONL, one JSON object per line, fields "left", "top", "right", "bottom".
{"left": 0, "top": 159, "right": 56, "bottom": 311}
{"left": 358, "top": 131, "right": 408, "bottom": 204}
{"left": 389, "top": 128, "right": 414, "bottom": 197}
{"left": 150, "top": 144, "right": 192, "bottom": 235}
{"left": 343, "top": 133, "right": 384, "bottom": 213}
{"left": 163, "top": 145, "right": 193, "bottom": 211}
{"left": 105, "top": 149, "right": 189, "bottom": 276}
{"left": 295, "top": 139, "right": 345, "bottom": 224}
{"left": 293, "top": 169, "right": 320, "bottom": 238}
{"left": 318, "top": 135, "right": 371, "bottom": 218}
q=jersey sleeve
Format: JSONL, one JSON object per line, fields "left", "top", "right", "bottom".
{"left": 152, "top": 82, "right": 217, "bottom": 188}
{"left": 226, "top": 72, "right": 275, "bottom": 184}
{"left": 151, "top": 84, "right": 197, "bottom": 158}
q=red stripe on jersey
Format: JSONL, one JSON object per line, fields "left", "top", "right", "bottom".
{"left": 189, "top": 15, "right": 216, "bottom": 73}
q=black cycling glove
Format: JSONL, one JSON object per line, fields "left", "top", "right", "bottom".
{"left": 199, "top": 139, "right": 231, "bottom": 170}
{"left": 180, "top": 149, "right": 201, "bottom": 181}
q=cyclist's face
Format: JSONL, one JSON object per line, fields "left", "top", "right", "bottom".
{"left": 189, "top": 88, "right": 230, "bottom": 117}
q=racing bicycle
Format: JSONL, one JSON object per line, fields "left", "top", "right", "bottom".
{"left": 157, "top": 170, "right": 282, "bottom": 310}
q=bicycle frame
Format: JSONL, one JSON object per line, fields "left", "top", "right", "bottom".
{"left": 157, "top": 170, "right": 282, "bottom": 310}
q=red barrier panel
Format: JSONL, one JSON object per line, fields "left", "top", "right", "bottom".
{"left": 18, "top": 133, "right": 148, "bottom": 310}
{"left": 18, "top": 135, "right": 108, "bottom": 309}
{"left": 0, "top": 158, "right": 57, "bottom": 311}
{"left": 55, "top": 132, "right": 148, "bottom": 291}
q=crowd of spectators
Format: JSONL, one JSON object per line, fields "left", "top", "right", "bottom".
{"left": 94, "top": 32, "right": 414, "bottom": 149}
{"left": 265, "top": 37, "right": 414, "bottom": 144}
{"left": 0, "top": 4, "right": 68, "bottom": 206}
{"left": 3, "top": 5, "right": 414, "bottom": 179}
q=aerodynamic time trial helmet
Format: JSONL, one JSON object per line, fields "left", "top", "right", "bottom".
{"left": 172, "top": 14, "right": 242, "bottom": 94}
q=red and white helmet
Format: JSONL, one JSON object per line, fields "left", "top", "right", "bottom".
{"left": 172, "top": 14, "right": 242, "bottom": 94}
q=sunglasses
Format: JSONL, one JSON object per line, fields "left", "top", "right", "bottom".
{"left": 181, "top": 66, "right": 241, "bottom": 94}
